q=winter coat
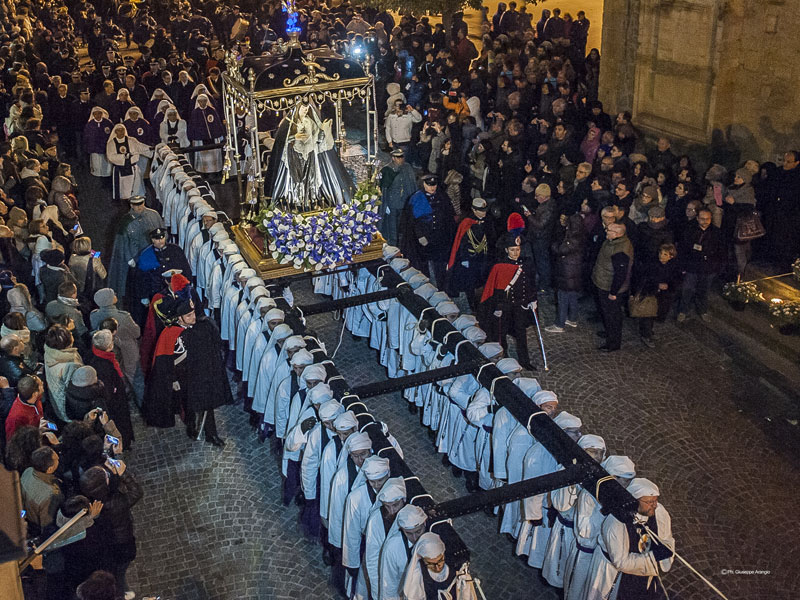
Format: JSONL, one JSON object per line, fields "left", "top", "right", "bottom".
{"left": 551, "top": 214, "right": 585, "bottom": 292}
{"left": 39, "top": 265, "right": 78, "bottom": 305}
{"left": 89, "top": 305, "right": 140, "bottom": 384}
{"left": 80, "top": 467, "right": 142, "bottom": 561}
{"left": 65, "top": 380, "right": 106, "bottom": 421}
{"left": 592, "top": 235, "right": 634, "bottom": 293}
{"left": 43, "top": 344, "right": 83, "bottom": 422}
{"left": 68, "top": 254, "right": 107, "bottom": 295}
{"left": 636, "top": 221, "right": 674, "bottom": 263}
{"left": 88, "top": 351, "right": 135, "bottom": 446}
{"left": 0, "top": 349, "right": 35, "bottom": 387}
{"left": 526, "top": 199, "right": 556, "bottom": 246}
{"left": 680, "top": 222, "right": 725, "bottom": 275}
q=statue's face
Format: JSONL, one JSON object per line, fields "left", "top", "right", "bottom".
{"left": 298, "top": 104, "right": 309, "bottom": 118}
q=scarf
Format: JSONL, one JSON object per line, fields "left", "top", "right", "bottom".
{"left": 1, "top": 324, "right": 30, "bottom": 343}
{"left": 57, "top": 295, "right": 80, "bottom": 307}
{"left": 712, "top": 181, "right": 723, "bottom": 206}
{"left": 92, "top": 346, "right": 123, "bottom": 378}
{"left": 580, "top": 127, "right": 601, "bottom": 163}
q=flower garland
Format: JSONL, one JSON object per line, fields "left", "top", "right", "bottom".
{"left": 257, "top": 180, "right": 382, "bottom": 271}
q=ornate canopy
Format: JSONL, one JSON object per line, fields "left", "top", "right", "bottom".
{"left": 221, "top": 38, "right": 378, "bottom": 208}
{"left": 223, "top": 42, "right": 373, "bottom": 111}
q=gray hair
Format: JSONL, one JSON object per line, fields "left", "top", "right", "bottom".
{"left": 92, "top": 329, "right": 114, "bottom": 351}
{"left": 0, "top": 334, "right": 21, "bottom": 353}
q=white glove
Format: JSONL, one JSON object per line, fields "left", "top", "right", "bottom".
{"left": 172, "top": 381, "right": 181, "bottom": 391}
{"left": 385, "top": 206, "right": 390, "bottom": 215}
{"left": 141, "top": 298, "right": 149, "bottom": 306}
{"left": 128, "top": 259, "right": 136, "bottom": 267}
{"left": 493, "top": 310, "right": 502, "bottom": 317}
{"left": 418, "top": 237, "right": 428, "bottom": 246}
{"left": 528, "top": 301, "right": 538, "bottom": 310}
{"left": 460, "top": 261, "right": 469, "bottom": 267}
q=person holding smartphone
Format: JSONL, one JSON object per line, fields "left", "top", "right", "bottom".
{"left": 68, "top": 236, "right": 107, "bottom": 300}
{"left": 80, "top": 458, "right": 143, "bottom": 600}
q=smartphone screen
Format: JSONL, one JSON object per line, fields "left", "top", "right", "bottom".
{"left": 46, "top": 422, "right": 58, "bottom": 431}
{"left": 20, "top": 510, "right": 26, "bottom": 518}
{"left": 106, "top": 434, "right": 119, "bottom": 446}
{"left": 107, "top": 458, "right": 121, "bottom": 469}
{"left": 93, "top": 251, "right": 101, "bottom": 258}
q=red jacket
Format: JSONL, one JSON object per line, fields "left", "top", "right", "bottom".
{"left": 5, "top": 396, "right": 43, "bottom": 441}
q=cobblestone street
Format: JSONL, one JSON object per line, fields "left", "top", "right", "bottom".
{"left": 70, "top": 156, "right": 800, "bottom": 600}
{"left": 119, "top": 276, "right": 799, "bottom": 600}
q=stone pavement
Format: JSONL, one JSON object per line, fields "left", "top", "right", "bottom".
{"left": 117, "top": 277, "right": 800, "bottom": 600}
{"left": 121, "top": 278, "right": 560, "bottom": 600}
{"left": 74, "top": 162, "right": 799, "bottom": 599}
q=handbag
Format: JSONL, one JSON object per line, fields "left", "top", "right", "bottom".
{"left": 734, "top": 210, "right": 766, "bottom": 241}
{"left": 628, "top": 293, "right": 658, "bottom": 318}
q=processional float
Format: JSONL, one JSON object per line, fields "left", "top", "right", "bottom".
{"left": 221, "top": 32, "right": 385, "bottom": 279}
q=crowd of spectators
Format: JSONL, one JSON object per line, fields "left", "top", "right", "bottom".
{"left": 0, "top": 0, "right": 797, "bottom": 598}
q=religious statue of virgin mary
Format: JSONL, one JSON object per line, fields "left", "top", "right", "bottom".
{"left": 263, "top": 99, "right": 355, "bottom": 211}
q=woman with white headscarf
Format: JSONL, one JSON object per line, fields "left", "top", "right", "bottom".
{"left": 84, "top": 106, "right": 113, "bottom": 177}
{"left": 123, "top": 106, "right": 154, "bottom": 174}
{"left": 145, "top": 88, "right": 175, "bottom": 122}
{"left": 111, "top": 87, "right": 136, "bottom": 123}
{"left": 152, "top": 99, "right": 173, "bottom": 131}
{"left": 187, "top": 93, "right": 224, "bottom": 174}
{"left": 159, "top": 105, "right": 189, "bottom": 148}
{"left": 106, "top": 123, "right": 151, "bottom": 201}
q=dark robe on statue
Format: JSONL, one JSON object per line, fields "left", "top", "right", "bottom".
{"left": 263, "top": 101, "right": 354, "bottom": 211}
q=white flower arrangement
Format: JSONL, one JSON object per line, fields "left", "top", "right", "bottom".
{"left": 721, "top": 281, "right": 762, "bottom": 304}
{"left": 769, "top": 300, "right": 800, "bottom": 324}
{"left": 257, "top": 181, "right": 382, "bottom": 271}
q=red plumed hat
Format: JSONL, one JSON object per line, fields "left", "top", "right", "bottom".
{"left": 170, "top": 273, "right": 190, "bottom": 293}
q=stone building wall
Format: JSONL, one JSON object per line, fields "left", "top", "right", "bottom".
{"left": 598, "top": 0, "right": 800, "bottom": 165}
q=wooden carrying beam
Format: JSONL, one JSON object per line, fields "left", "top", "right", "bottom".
{"left": 378, "top": 266, "right": 639, "bottom": 522}
{"left": 274, "top": 299, "right": 472, "bottom": 567}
